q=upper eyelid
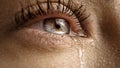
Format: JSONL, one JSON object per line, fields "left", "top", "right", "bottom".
{"left": 15, "top": 0, "right": 85, "bottom": 15}
{"left": 15, "top": 0, "right": 85, "bottom": 25}
{"left": 14, "top": 0, "right": 90, "bottom": 37}
{"left": 16, "top": 0, "right": 77, "bottom": 14}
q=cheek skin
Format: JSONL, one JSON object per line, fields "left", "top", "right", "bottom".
{"left": 13, "top": 28, "right": 75, "bottom": 50}
{"left": 1, "top": 0, "right": 120, "bottom": 68}
{"left": 0, "top": 32, "right": 94, "bottom": 68}
{"left": 12, "top": 27, "right": 93, "bottom": 51}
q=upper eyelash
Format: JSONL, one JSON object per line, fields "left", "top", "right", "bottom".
{"left": 15, "top": 0, "right": 89, "bottom": 27}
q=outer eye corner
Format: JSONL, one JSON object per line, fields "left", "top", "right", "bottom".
{"left": 13, "top": 0, "right": 91, "bottom": 50}
{"left": 15, "top": 1, "right": 89, "bottom": 37}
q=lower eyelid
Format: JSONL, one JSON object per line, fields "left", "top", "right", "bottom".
{"left": 15, "top": 28, "right": 75, "bottom": 50}
{"left": 13, "top": 1, "right": 90, "bottom": 50}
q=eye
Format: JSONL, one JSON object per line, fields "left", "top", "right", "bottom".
{"left": 15, "top": 0, "right": 88, "bottom": 37}
{"left": 43, "top": 18, "right": 70, "bottom": 35}
{"left": 14, "top": 0, "right": 89, "bottom": 50}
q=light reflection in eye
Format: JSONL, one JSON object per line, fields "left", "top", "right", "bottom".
{"left": 15, "top": 0, "right": 89, "bottom": 37}
{"left": 43, "top": 18, "right": 70, "bottom": 35}
{"left": 15, "top": 0, "right": 88, "bottom": 37}
{"left": 14, "top": 0, "right": 90, "bottom": 50}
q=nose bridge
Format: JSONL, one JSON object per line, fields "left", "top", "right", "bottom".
{"left": 99, "top": 3, "right": 120, "bottom": 42}
{"left": 97, "top": 3, "right": 120, "bottom": 66}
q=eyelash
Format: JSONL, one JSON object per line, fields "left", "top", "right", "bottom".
{"left": 15, "top": 0, "right": 89, "bottom": 37}
{"left": 15, "top": 0, "right": 88, "bottom": 25}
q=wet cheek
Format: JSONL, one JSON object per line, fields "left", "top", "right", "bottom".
{"left": 0, "top": 39, "right": 84, "bottom": 68}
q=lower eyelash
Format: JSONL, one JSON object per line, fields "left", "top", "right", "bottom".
{"left": 15, "top": 0, "right": 89, "bottom": 29}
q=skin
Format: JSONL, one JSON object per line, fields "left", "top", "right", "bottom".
{"left": 0, "top": 0, "right": 120, "bottom": 68}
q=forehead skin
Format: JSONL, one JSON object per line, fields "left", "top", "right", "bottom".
{"left": 0, "top": 0, "right": 120, "bottom": 68}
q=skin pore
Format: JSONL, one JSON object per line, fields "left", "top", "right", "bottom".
{"left": 0, "top": 0, "right": 120, "bottom": 68}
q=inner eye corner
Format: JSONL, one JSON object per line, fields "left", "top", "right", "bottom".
{"left": 15, "top": 0, "right": 89, "bottom": 37}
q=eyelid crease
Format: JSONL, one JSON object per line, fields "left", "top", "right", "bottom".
{"left": 15, "top": 0, "right": 89, "bottom": 37}
{"left": 15, "top": 0, "right": 85, "bottom": 25}
{"left": 12, "top": 0, "right": 91, "bottom": 51}
{"left": 20, "top": 11, "right": 82, "bottom": 34}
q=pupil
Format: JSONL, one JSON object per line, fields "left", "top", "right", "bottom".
{"left": 55, "top": 23, "right": 61, "bottom": 29}
{"left": 44, "top": 18, "right": 70, "bottom": 35}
